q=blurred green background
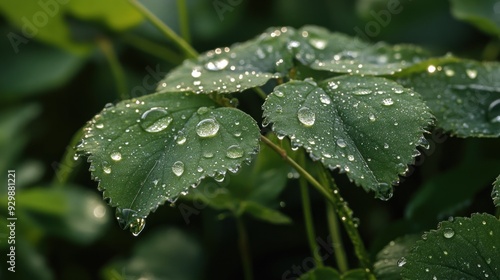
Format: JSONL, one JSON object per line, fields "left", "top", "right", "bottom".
{"left": 0, "top": 0, "right": 499, "bottom": 279}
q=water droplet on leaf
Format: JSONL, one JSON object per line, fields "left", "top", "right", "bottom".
{"left": 466, "top": 69, "right": 477, "bottom": 79}
{"left": 110, "top": 152, "right": 122, "bottom": 161}
{"left": 336, "top": 139, "right": 347, "bottom": 148}
{"left": 140, "top": 108, "right": 172, "bottom": 133}
{"left": 309, "top": 38, "right": 327, "bottom": 50}
{"left": 443, "top": 228, "right": 455, "bottom": 238}
{"left": 382, "top": 98, "right": 394, "bottom": 106}
{"left": 172, "top": 161, "right": 185, "bottom": 176}
{"left": 191, "top": 67, "right": 202, "bottom": 78}
{"left": 297, "top": 107, "right": 315, "bottom": 127}
{"left": 226, "top": 145, "right": 244, "bottom": 159}
{"left": 196, "top": 119, "right": 220, "bottom": 137}
{"left": 397, "top": 257, "right": 407, "bottom": 267}
{"left": 487, "top": 99, "right": 500, "bottom": 123}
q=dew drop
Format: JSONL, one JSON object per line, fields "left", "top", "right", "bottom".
{"left": 197, "top": 106, "right": 209, "bottom": 115}
{"left": 196, "top": 119, "right": 220, "bottom": 137}
{"left": 110, "top": 152, "right": 122, "bottom": 161}
{"left": 176, "top": 135, "right": 187, "bottom": 145}
{"left": 353, "top": 89, "right": 372, "bottom": 96}
{"left": 369, "top": 114, "right": 376, "bottom": 122}
{"left": 95, "top": 123, "right": 104, "bottom": 129}
{"left": 382, "top": 98, "right": 394, "bottom": 106}
{"left": 427, "top": 65, "right": 436, "bottom": 73}
{"left": 487, "top": 99, "right": 500, "bottom": 123}
{"left": 466, "top": 69, "right": 477, "bottom": 79}
{"left": 172, "top": 161, "right": 185, "bottom": 177}
{"left": 297, "top": 107, "right": 315, "bottom": 127}
{"left": 384, "top": 143, "right": 389, "bottom": 149}
{"left": 116, "top": 208, "right": 146, "bottom": 236}
{"left": 397, "top": 257, "right": 407, "bottom": 267}
{"left": 103, "top": 166, "right": 112, "bottom": 174}
{"left": 348, "top": 155, "right": 355, "bottom": 161}
{"left": 205, "top": 59, "right": 229, "bottom": 71}
{"left": 274, "top": 90, "right": 284, "bottom": 97}
{"left": 214, "top": 172, "right": 225, "bottom": 182}
{"left": 443, "top": 228, "right": 455, "bottom": 238}
{"left": 226, "top": 145, "right": 244, "bottom": 159}
{"left": 140, "top": 107, "right": 172, "bottom": 133}
{"left": 320, "top": 94, "right": 331, "bottom": 104}
{"left": 309, "top": 38, "right": 327, "bottom": 50}
{"left": 376, "top": 183, "right": 393, "bottom": 201}
{"left": 336, "top": 139, "right": 347, "bottom": 148}
{"left": 444, "top": 68, "right": 455, "bottom": 77}
{"left": 203, "top": 152, "right": 214, "bottom": 158}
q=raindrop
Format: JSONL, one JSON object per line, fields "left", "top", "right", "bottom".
{"left": 203, "top": 152, "right": 214, "bottom": 158}
{"left": 297, "top": 107, "right": 316, "bottom": 127}
{"left": 197, "top": 107, "right": 209, "bottom": 115}
{"left": 466, "top": 69, "right": 477, "bottom": 79}
{"left": 205, "top": 59, "right": 229, "bottom": 71}
{"left": 103, "top": 161, "right": 112, "bottom": 174}
{"left": 353, "top": 89, "right": 372, "bottom": 96}
{"left": 196, "top": 119, "right": 220, "bottom": 138}
{"left": 376, "top": 183, "right": 393, "bottom": 201}
{"left": 274, "top": 90, "right": 284, "bottom": 97}
{"left": 95, "top": 123, "right": 104, "bottom": 129}
{"left": 369, "top": 114, "right": 376, "bottom": 122}
{"left": 427, "top": 65, "right": 436, "bottom": 73}
{"left": 397, "top": 257, "right": 407, "bottom": 267}
{"left": 140, "top": 107, "right": 172, "bottom": 133}
{"left": 384, "top": 143, "right": 389, "bottom": 149}
{"left": 336, "top": 139, "right": 347, "bottom": 148}
{"left": 214, "top": 172, "right": 225, "bottom": 182}
{"left": 418, "top": 137, "right": 430, "bottom": 149}
{"left": 443, "top": 228, "right": 455, "bottom": 239}
{"left": 176, "top": 135, "right": 187, "bottom": 145}
{"left": 110, "top": 152, "right": 122, "bottom": 161}
{"left": 382, "top": 98, "right": 394, "bottom": 106}
{"left": 348, "top": 155, "right": 355, "bottom": 161}
{"left": 320, "top": 94, "right": 331, "bottom": 104}
{"left": 309, "top": 38, "right": 327, "bottom": 50}
{"left": 444, "top": 68, "right": 455, "bottom": 77}
{"left": 172, "top": 161, "right": 185, "bottom": 177}
{"left": 226, "top": 145, "right": 244, "bottom": 159}
{"left": 487, "top": 99, "right": 500, "bottom": 123}
{"left": 328, "top": 81, "right": 339, "bottom": 89}
{"left": 116, "top": 208, "right": 146, "bottom": 236}
{"left": 191, "top": 67, "right": 202, "bottom": 78}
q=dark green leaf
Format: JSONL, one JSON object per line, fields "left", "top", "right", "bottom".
{"left": 263, "top": 77, "right": 432, "bottom": 199}
{"left": 240, "top": 201, "right": 291, "bottom": 224}
{"left": 401, "top": 213, "right": 500, "bottom": 279}
{"left": 450, "top": 0, "right": 500, "bottom": 37}
{"left": 295, "top": 26, "right": 431, "bottom": 75}
{"left": 77, "top": 92, "right": 260, "bottom": 235}
{"left": 342, "top": 269, "right": 375, "bottom": 280}
{"left": 104, "top": 228, "right": 203, "bottom": 280}
{"left": 298, "top": 267, "right": 341, "bottom": 280}
{"left": 374, "top": 235, "right": 420, "bottom": 280}
{"left": 397, "top": 58, "right": 500, "bottom": 137}
{"left": 493, "top": 175, "right": 500, "bottom": 207}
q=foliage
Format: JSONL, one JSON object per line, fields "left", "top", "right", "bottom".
{"left": 1, "top": 1, "right": 500, "bottom": 280}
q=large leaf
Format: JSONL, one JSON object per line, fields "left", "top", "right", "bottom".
{"left": 374, "top": 235, "right": 420, "bottom": 280}
{"left": 450, "top": 0, "right": 500, "bottom": 37}
{"left": 397, "top": 58, "right": 500, "bottom": 137}
{"left": 76, "top": 92, "right": 260, "bottom": 235}
{"left": 262, "top": 77, "right": 433, "bottom": 199}
{"left": 493, "top": 175, "right": 500, "bottom": 208}
{"left": 401, "top": 213, "right": 500, "bottom": 279}
{"left": 157, "top": 26, "right": 431, "bottom": 94}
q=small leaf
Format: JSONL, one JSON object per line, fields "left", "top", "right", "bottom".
{"left": 263, "top": 77, "right": 433, "bottom": 199}
{"left": 397, "top": 58, "right": 500, "bottom": 137}
{"left": 77, "top": 92, "right": 260, "bottom": 234}
{"left": 493, "top": 175, "right": 500, "bottom": 207}
{"left": 450, "top": 0, "right": 500, "bottom": 37}
{"left": 157, "top": 26, "right": 295, "bottom": 94}
{"left": 374, "top": 235, "right": 420, "bottom": 280}
{"left": 296, "top": 26, "right": 431, "bottom": 75}
{"left": 401, "top": 213, "right": 500, "bottom": 279}
{"left": 298, "top": 267, "right": 341, "bottom": 280}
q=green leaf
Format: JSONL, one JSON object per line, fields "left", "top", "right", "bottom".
{"left": 397, "top": 58, "right": 500, "bottom": 137}
{"left": 295, "top": 26, "right": 431, "bottom": 75}
{"left": 298, "top": 267, "right": 341, "bottom": 280}
{"left": 450, "top": 0, "right": 500, "bottom": 37}
{"left": 239, "top": 201, "right": 291, "bottom": 224}
{"left": 401, "top": 213, "right": 500, "bottom": 279}
{"left": 405, "top": 159, "right": 500, "bottom": 228}
{"left": 157, "top": 26, "right": 294, "bottom": 94}
{"left": 66, "top": 0, "right": 143, "bottom": 31}
{"left": 374, "top": 235, "right": 420, "bottom": 280}
{"left": 76, "top": 92, "right": 260, "bottom": 235}
{"left": 342, "top": 269, "right": 375, "bottom": 280}
{"left": 0, "top": 39, "right": 85, "bottom": 98}
{"left": 493, "top": 175, "right": 500, "bottom": 207}
{"left": 104, "top": 228, "right": 203, "bottom": 280}
{"left": 262, "top": 77, "right": 433, "bottom": 199}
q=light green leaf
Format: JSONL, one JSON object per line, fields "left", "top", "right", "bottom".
{"left": 104, "top": 228, "right": 203, "bottom": 280}
{"left": 450, "top": 0, "right": 500, "bottom": 37}
{"left": 493, "top": 175, "right": 500, "bottom": 207}
{"left": 157, "top": 26, "right": 294, "bottom": 94}
{"left": 77, "top": 92, "right": 260, "bottom": 235}
{"left": 401, "top": 213, "right": 500, "bottom": 279}
{"left": 263, "top": 77, "right": 432, "bottom": 199}
{"left": 295, "top": 26, "right": 431, "bottom": 75}
{"left": 239, "top": 201, "right": 291, "bottom": 224}
{"left": 66, "top": 0, "right": 143, "bottom": 31}
{"left": 374, "top": 235, "right": 420, "bottom": 280}
{"left": 298, "top": 267, "right": 341, "bottom": 280}
{"left": 397, "top": 58, "right": 500, "bottom": 137}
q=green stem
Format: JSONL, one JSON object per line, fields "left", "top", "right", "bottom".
{"left": 121, "top": 33, "right": 184, "bottom": 65}
{"left": 260, "top": 135, "right": 372, "bottom": 272}
{"left": 298, "top": 152, "right": 324, "bottom": 268}
{"left": 129, "top": 0, "right": 198, "bottom": 58}
{"left": 319, "top": 169, "right": 349, "bottom": 273}
{"left": 253, "top": 87, "right": 268, "bottom": 100}
{"left": 236, "top": 216, "right": 253, "bottom": 280}
{"left": 52, "top": 127, "right": 84, "bottom": 185}
{"left": 97, "top": 37, "right": 128, "bottom": 100}
{"left": 176, "top": 0, "right": 191, "bottom": 43}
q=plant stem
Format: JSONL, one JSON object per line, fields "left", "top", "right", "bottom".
{"left": 176, "top": 0, "right": 191, "bottom": 44}
{"left": 236, "top": 216, "right": 253, "bottom": 280}
{"left": 298, "top": 152, "right": 324, "bottom": 268}
{"left": 254, "top": 87, "right": 268, "bottom": 100}
{"left": 129, "top": 0, "right": 198, "bottom": 58}
{"left": 96, "top": 37, "right": 128, "bottom": 100}
{"left": 121, "top": 33, "right": 184, "bottom": 65}
{"left": 52, "top": 127, "right": 84, "bottom": 185}
{"left": 260, "top": 135, "right": 372, "bottom": 272}
{"left": 319, "top": 169, "right": 348, "bottom": 273}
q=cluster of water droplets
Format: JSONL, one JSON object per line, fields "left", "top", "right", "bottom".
{"left": 116, "top": 208, "right": 146, "bottom": 236}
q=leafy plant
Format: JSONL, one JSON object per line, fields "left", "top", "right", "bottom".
{"left": 2, "top": 1, "right": 500, "bottom": 279}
